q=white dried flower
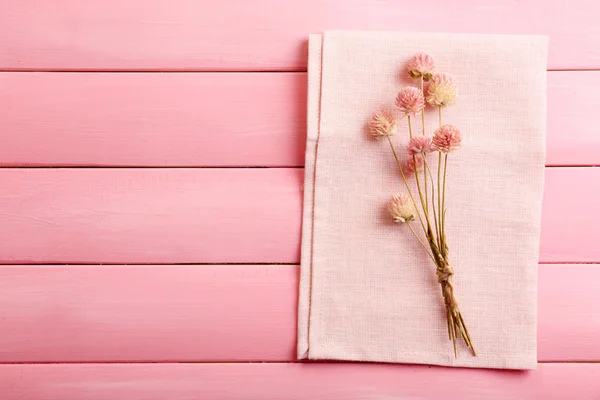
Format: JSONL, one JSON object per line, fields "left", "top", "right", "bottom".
{"left": 426, "top": 73, "right": 457, "bottom": 107}
{"left": 369, "top": 110, "right": 397, "bottom": 138}
{"left": 389, "top": 194, "right": 416, "bottom": 223}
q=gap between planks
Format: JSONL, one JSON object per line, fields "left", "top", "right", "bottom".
{"left": 0, "top": 262, "right": 298, "bottom": 266}
{"left": 0, "top": 166, "right": 305, "bottom": 169}
{"left": 1, "top": 69, "right": 600, "bottom": 73}
{"left": 0, "top": 166, "right": 596, "bottom": 169}
{"left": 0, "top": 68, "right": 592, "bottom": 75}
{"left": 0, "top": 262, "right": 595, "bottom": 266}
{"left": 0, "top": 361, "right": 597, "bottom": 365}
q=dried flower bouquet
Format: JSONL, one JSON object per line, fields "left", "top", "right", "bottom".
{"left": 369, "top": 53, "right": 475, "bottom": 358}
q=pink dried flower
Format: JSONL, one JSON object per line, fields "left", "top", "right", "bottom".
{"left": 432, "top": 124, "right": 462, "bottom": 153}
{"left": 389, "top": 194, "right": 416, "bottom": 223}
{"left": 395, "top": 87, "right": 425, "bottom": 117}
{"left": 407, "top": 136, "right": 433, "bottom": 156}
{"left": 407, "top": 52, "right": 435, "bottom": 81}
{"left": 426, "top": 73, "right": 457, "bottom": 107}
{"left": 369, "top": 110, "right": 397, "bottom": 138}
{"left": 402, "top": 154, "right": 424, "bottom": 177}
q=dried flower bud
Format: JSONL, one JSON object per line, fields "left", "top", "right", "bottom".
{"left": 395, "top": 87, "right": 425, "bottom": 117}
{"left": 426, "top": 73, "right": 457, "bottom": 107}
{"left": 402, "top": 154, "right": 424, "bottom": 177}
{"left": 369, "top": 110, "right": 397, "bottom": 138}
{"left": 407, "top": 52, "right": 435, "bottom": 81}
{"left": 407, "top": 136, "right": 433, "bottom": 156}
{"left": 389, "top": 194, "right": 416, "bottom": 223}
{"left": 433, "top": 124, "right": 462, "bottom": 153}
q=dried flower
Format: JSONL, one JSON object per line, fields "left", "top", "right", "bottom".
{"left": 395, "top": 87, "right": 425, "bottom": 117}
{"left": 407, "top": 136, "right": 433, "bottom": 156}
{"left": 389, "top": 194, "right": 416, "bottom": 223}
{"left": 433, "top": 124, "right": 462, "bottom": 153}
{"left": 402, "top": 154, "right": 424, "bottom": 177}
{"left": 407, "top": 52, "right": 435, "bottom": 81}
{"left": 369, "top": 110, "right": 397, "bottom": 138}
{"left": 426, "top": 73, "right": 457, "bottom": 107}
{"left": 369, "top": 52, "right": 475, "bottom": 357}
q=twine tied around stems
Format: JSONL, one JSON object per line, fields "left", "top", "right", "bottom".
{"left": 436, "top": 264, "right": 454, "bottom": 284}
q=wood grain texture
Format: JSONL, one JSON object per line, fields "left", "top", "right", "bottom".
{"left": 0, "top": 264, "right": 598, "bottom": 363}
{"left": 0, "top": 167, "right": 597, "bottom": 264}
{"left": 0, "top": 72, "right": 307, "bottom": 167}
{"left": 1, "top": 0, "right": 598, "bottom": 71}
{"left": 1, "top": 363, "right": 600, "bottom": 400}
{"left": 546, "top": 72, "right": 600, "bottom": 166}
{"left": 1, "top": 71, "right": 598, "bottom": 167}
{"left": 0, "top": 265, "right": 298, "bottom": 363}
{"left": 0, "top": 168, "right": 303, "bottom": 264}
{"left": 538, "top": 264, "right": 600, "bottom": 362}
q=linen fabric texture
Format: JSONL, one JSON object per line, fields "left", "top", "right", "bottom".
{"left": 298, "top": 31, "right": 548, "bottom": 369}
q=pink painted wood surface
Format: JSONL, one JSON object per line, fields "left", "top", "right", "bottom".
{"left": 0, "top": 168, "right": 303, "bottom": 264}
{"left": 1, "top": 363, "right": 600, "bottom": 400}
{"left": 0, "top": 168, "right": 596, "bottom": 264}
{"left": 538, "top": 167, "right": 600, "bottom": 263}
{"left": 1, "top": 1, "right": 598, "bottom": 71}
{"left": 0, "top": 265, "right": 297, "bottom": 363}
{"left": 0, "top": 72, "right": 306, "bottom": 167}
{"left": 0, "top": 71, "right": 598, "bottom": 167}
{"left": 546, "top": 72, "right": 600, "bottom": 166}
{"left": 538, "top": 264, "right": 600, "bottom": 362}
{"left": 0, "top": 264, "right": 598, "bottom": 363}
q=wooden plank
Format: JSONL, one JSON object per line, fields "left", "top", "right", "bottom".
{"left": 0, "top": 168, "right": 303, "bottom": 264}
{"left": 1, "top": 72, "right": 598, "bottom": 167}
{"left": 546, "top": 72, "right": 600, "bottom": 166}
{"left": 0, "top": 168, "right": 596, "bottom": 264}
{"left": 538, "top": 168, "right": 600, "bottom": 263}
{"left": 1, "top": 363, "right": 599, "bottom": 400}
{"left": 0, "top": 72, "right": 306, "bottom": 167}
{"left": 0, "top": 265, "right": 298, "bottom": 362}
{"left": 538, "top": 264, "right": 600, "bottom": 362}
{"left": 0, "top": 264, "right": 598, "bottom": 363}
{"left": 1, "top": 1, "right": 598, "bottom": 71}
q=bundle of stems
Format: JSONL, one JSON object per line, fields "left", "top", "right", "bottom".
{"left": 372, "top": 54, "right": 476, "bottom": 357}
{"left": 389, "top": 111, "right": 475, "bottom": 358}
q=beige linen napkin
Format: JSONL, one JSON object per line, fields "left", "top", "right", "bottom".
{"left": 298, "top": 31, "right": 547, "bottom": 369}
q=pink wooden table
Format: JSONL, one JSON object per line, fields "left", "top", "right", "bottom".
{"left": 1, "top": 1, "right": 600, "bottom": 399}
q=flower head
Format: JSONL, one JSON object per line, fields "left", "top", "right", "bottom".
{"left": 369, "top": 110, "right": 397, "bottom": 138}
{"left": 389, "top": 194, "right": 417, "bottom": 223}
{"left": 407, "top": 52, "right": 435, "bottom": 81}
{"left": 426, "top": 73, "right": 457, "bottom": 107}
{"left": 395, "top": 87, "right": 425, "bottom": 117}
{"left": 407, "top": 136, "right": 433, "bottom": 156}
{"left": 402, "top": 154, "right": 424, "bottom": 177}
{"left": 432, "top": 124, "right": 462, "bottom": 153}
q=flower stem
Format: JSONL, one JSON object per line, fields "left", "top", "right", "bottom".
{"left": 437, "top": 107, "right": 444, "bottom": 249}
{"left": 424, "top": 165, "right": 429, "bottom": 218}
{"left": 386, "top": 135, "right": 426, "bottom": 233}
{"left": 414, "top": 168, "right": 433, "bottom": 237}
{"left": 408, "top": 118, "right": 432, "bottom": 235}
{"left": 441, "top": 153, "right": 449, "bottom": 240}
{"left": 407, "top": 222, "right": 436, "bottom": 263}
{"left": 420, "top": 78, "right": 426, "bottom": 136}
{"left": 420, "top": 78, "right": 429, "bottom": 218}
{"left": 423, "top": 157, "right": 439, "bottom": 243}
{"left": 419, "top": 78, "right": 429, "bottom": 223}
{"left": 408, "top": 115, "right": 413, "bottom": 139}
